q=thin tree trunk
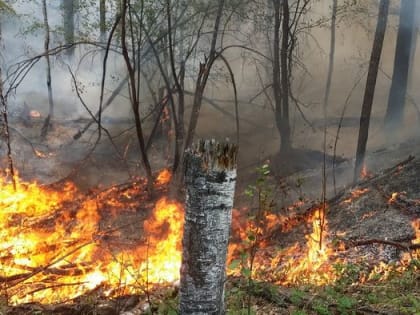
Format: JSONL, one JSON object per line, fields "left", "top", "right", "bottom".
{"left": 41, "top": 0, "right": 54, "bottom": 139}
{"left": 273, "top": 0, "right": 282, "bottom": 151}
{"left": 354, "top": 0, "right": 389, "bottom": 183}
{"left": 0, "top": 19, "right": 16, "bottom": 188}
{"left": 180, "top": 140, "right": 238, "bottom": 315}
{"left": 100, "top": 0, "right": 106, "bottom": 43}
{"left": 384, "top": 0, "right": 415, "bottom": 131}
{"left": 280, "top": 0, "right": 291, "bottom": 154}
{"left": 166, "top": 0, "right": 183, "bottom": 172}
{"left": 183, "top": 0, "right": 225, "bottom": 152}
{"left": 120, "top": 0, "right": 153, "bottom": 191}
{"left": 63, "top": 0, "right": 75, "bottom": 57}
{"left": 408, "top": 0, "right": 419, "bottom": 90}
{"left": 273, "top": 0, "right": 292, "bottom": 155}
{"left": 321, "top": 0, "right": 337, "bottom": 247}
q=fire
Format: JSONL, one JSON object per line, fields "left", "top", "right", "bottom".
{"left": 156, "top": 168, "right": 172, "bottom": 185}
{"left": 1, "top": 169, "right": 418, "bottom": 306}
{"left": 279, "top": 208, "right": 336, "bottom": 285}
{"left": 0, "top": 172, "right": 183, "bottom": 305}
{"left": 228, "top": 206, "right": 338, "bottom": 286}
{"left": 361, "top": 164, "right": 371, "bottom": 179}
{"left": 342, "top": 188, "right": 369, "bottom": 204}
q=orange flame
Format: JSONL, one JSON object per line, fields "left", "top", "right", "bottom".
{"left": 0, "top": 172, "right": 183, "bottom": 304}
{"left": 156, "top": 168, "right": 172, "bottom": 185}
{"left": 1, "top": 170, "right": 418, "bottom": 305}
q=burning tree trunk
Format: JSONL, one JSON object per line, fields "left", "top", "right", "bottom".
{"left": 180, "top": 140, "right": 237, "bottom": 315}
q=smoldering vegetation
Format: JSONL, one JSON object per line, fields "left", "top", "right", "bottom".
{"left": 0, "top": 0, "right": 419, "bottom": 194}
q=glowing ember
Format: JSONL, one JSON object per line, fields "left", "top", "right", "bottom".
{"left": 361, "top": 164, "right": 371, "bottom": 179}
{"left": 342, "top": 188, "right": 370, "bottom": 204}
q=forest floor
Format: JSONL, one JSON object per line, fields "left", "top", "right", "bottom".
{"left": 1, "top": 117, "right": 420, "bottom": 314}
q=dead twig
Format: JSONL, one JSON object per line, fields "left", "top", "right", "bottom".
{"left": 347, "top": 239, "right": 420, "bottom": 251}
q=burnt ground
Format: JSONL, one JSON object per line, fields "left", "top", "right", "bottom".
{"left": 1, "top": 116, "right": 420, "bottom": 314}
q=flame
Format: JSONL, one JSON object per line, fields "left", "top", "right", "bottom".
{"left": 156, "top": 168, "right": 172, "bottom": 185}
{"left": 1, "top": 170, "right": 418, "bottom": 305}
{"left": 361, "top": 164, "right": 371, "bottom": 179}
{"left": 279, "top": 208, "right": 336, "bottom": 285}
{"left": 0, "top": 172, "right": 183, "bottom": 305}
{"left": 342, "top": 188, "right": 369, "bottom": 204}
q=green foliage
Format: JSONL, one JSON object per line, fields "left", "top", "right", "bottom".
{"left": 336, "top": 295, "right": 356, "bottom": 314}
{"left": 312, "top": 300, "right": 331, "bottom": 315}
{"left": 333, "top": 262, "right": 364, "bottom": 288}
{"left": 0, "top": 1, "right": 15, "bottom": 14}
{"left": 289, "top": 288, "right": 305, "bottom": 306}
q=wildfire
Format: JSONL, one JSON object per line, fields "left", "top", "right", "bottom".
{"left": 361, "top": 164, "right": 372, "bottom": 179}
{"left": 1, "top": 169, "right": 418, "bottom": 306}
{"left": 0, "top": 170, "right": 183, "bottom": 304}
{"left": 156, "top": 168, "right": 172, "bottom": 185}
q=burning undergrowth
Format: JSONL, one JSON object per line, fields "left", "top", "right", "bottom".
{"left": 0, "top": 155, "right": 419, "bottom": 313}
{"left": 0, "top": 169, "right": 183, "bottom": 305}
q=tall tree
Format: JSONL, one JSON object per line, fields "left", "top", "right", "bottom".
{"left": 271, "top": 0, "right": 310, "bottom": 155}
{"left": 354, "top": 0, "right": 390, "bottom": 182}
{"left": 384, "top": 0, "right": 415, "bottom": 131}
{"left": 120, "top": 0, "right": 153, "bottom": 191}
{"left": 40, "top": 0, "right": 55, "bottom": 139}
{"left": 63, "top": 0, "right": 75, "bottom": 57}
{"left": 272, "top": 0, "right": 291, "bottom": 154}
{"left": 321, "top": 0, "right": 337, "bottom": 247}
{"left": 99, "top": 0, "right": 106, "bottom": 43}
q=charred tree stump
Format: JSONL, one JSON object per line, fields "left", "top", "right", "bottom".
{"left": 180, "top": 140, "right": 238, "bottom": 315}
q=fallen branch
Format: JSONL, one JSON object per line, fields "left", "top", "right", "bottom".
{"left": 347, "top": 239, "right": 420, "bottom": 251}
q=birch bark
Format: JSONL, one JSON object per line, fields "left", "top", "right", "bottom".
{"left": 180, "top": 140, "right": 238, "bottom": 315}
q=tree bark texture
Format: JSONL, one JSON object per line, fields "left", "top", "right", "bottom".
{"left": 384, "top": 0, "right": 415, "bottom": 130}
{"left": 63, "top": 0, "right": 75, "bottom": 57}
{"left": 180, "top": 140, "right": 238, "bottom": 315}
{"left": 354, "top": 0, "right": 389, "bottom": 183}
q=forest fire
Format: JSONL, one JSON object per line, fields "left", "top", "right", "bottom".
{"left": 0, "top": 170, "right": 419, "bottom": 306}
{"left": 0, "top": 170, "right": 184, "bottom": 304}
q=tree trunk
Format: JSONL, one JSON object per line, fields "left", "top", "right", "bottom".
{"left": 273, "top": 0, "right": 282, "bottom": 151}
{"left": 408, "top": 0, "right": 420, "bottom": 90}
{"left": 384, "top": 0, "right": 415, "bottom": 132}
{"left": 41, "top": 0, "right": 54, "bottom": 139}
{"left": 99, "top": 0, "right": 106, "bottom": 43}
{"left": 63, "top": 0, "right": 75, "bottom": 57}
{"left": 120, "top": 0, "right": 153, "bottom": 192}
{"left": 273, "top": 0, "right": 292, "bottom": 155}
{"left": 180, "top": 140, "right": 238, "bottom": 315}
{"left": 280, "top": 0, "right": 291, "bottom": 154}
{"left": 0, "top": 25, "right": 16, "bottom": 190}
{"left": 183, "top": 0, "right": 225, "bottom": 152}
{"left": 354, "top": 0, "right": 389, "bottom": 182}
